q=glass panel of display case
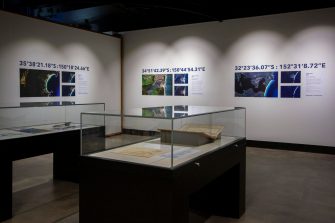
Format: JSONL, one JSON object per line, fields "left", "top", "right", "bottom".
{"left": 81, "top": 106, "right": 246, "bottom": 169}
{"left": 0, "top": 102, "right": 105, "bottom": 140}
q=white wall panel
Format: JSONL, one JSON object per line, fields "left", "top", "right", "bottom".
{"left": 123, "top": 8, "right": 335, "bottom": 146}
{"left": 0, "top": 11, "right": 121, "bottom": 112}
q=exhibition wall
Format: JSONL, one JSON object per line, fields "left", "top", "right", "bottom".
{"left": 123, "top": 8, "right": 335, "bottom": 147}
{"left": 0, "top": 10, "right": 121, "bottom": 113}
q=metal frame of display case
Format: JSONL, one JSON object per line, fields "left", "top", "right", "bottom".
{"left": 79, "top": 106, "right": 246, "bottom": 223}
{"left": 0, "top": 102, "right": 105, "bottom": 221}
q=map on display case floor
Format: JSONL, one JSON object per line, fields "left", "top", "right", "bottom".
{"left": 115, "top": 147, "right": 165, "bottom": 158}
{"left": 90, "top": 136, "right": 239, "bottom": 168}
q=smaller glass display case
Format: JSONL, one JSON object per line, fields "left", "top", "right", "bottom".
{"left": 0, "top": 102, "right": 105, "bottom": 140}
{"left": 81, "top": 105, "right": 246, "bottom": 168}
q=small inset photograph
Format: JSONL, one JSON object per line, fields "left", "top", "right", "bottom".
{"left": 62, "top": 85, "right": 76, "bottom": 96}
{"left": 281, "top": 71, "right": 301, "bottom": 83}
{"left": 174, "top": 74, "right": 188, "bottom": 84}
{"left": 62, "top": 71, "right": 76, "bottom": 83}
{"left": 174, "top": 86, "right": 188, "bottom": 96}
{"left": 281, "top": 86, "right": 301, "bottom": 98}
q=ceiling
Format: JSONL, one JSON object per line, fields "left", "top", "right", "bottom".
{"left": 2, "top": 0, "right": 335, "bottom": 35}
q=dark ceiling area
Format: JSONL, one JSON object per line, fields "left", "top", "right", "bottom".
{"left": 2, "top": 0, "right": 335, "bottom": 35}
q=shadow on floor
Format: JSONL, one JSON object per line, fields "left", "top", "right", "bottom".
{"left": 4, "top": 147, "right": 335, "bottom": 223}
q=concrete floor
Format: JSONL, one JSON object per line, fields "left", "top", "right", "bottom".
{"left": 3, "top": 147, "right": 335, "bottom": 223}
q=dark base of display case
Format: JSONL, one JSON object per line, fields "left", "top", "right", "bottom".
{"left": 80, "top": 139, "right": 246, "bottom": 223}
{"left": 0, "top": 127, "right": 105, "bottom": 222}
{"left": 247, "top": 140, "right": 335, "bottom": 154}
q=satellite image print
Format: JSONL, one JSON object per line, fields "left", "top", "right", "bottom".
{"left": 20, "top": 69, "right": 60, "bottom": 97}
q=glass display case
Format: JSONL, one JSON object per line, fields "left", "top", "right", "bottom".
{"left": 0, "top": 102, "right": 105, "bottom": 141}
{"left": 81, "top": 105, "right": 246, "bottom": 168}
{"left": 0, "top": 102, "right": 106, "bottom": 221}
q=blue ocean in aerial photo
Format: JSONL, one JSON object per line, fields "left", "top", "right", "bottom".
{"left": 174, "top": 86, "right": 188, "bottom": 96}
{"left": 62, "top": 85, "right": 76, "bottom": 96}
{"left": 174, "top": 73, "right": 188, "bottom": 84}
{"left": 165, "top": 74, "right": 173, "bottom": 96}
{"left": 62, "top": 71, "right": 76, "bottom": 83}
{"left": 235, "top": 72, "right": 278, "bottom": 97}
{"left": 281, "top": 71, "right": 301, "bottom": 83}
{"left": 281, "top": 86, "right": 301, "bottom": 98}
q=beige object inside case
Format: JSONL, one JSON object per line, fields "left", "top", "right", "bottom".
{"left": 159, "top": 124, "right": 224, "bottom": 146}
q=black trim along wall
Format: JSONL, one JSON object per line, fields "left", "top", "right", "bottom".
{"left": 247, "top": 140, "right": 335, "bottom": 155}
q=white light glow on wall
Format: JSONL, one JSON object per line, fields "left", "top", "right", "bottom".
{"left": 228, "top": 30, "right": 286, "bottom": 64}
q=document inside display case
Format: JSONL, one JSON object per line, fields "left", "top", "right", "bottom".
{"left": 0, "top": 102, "right": 105, "bottom": 140}
{"left": 90, "top": 136, "right": 239, "bottom": 168}
{"left": 81, "top": 106, "right": 246, "bottom": 168}
{"left": 160, "top": 124, "right": 224, "bottom": 146}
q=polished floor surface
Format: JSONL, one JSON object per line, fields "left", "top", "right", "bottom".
{"left": 3, "top": 147, "right": 335, "bottom": 223}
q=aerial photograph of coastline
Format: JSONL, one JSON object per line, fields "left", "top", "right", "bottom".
{"left": 281, "top": 71, "right": 301, "bottom": 83}
{"left": 62, "top": 85, "right": 76, "bottom": 96}
{"left": 174, "top": 73, "right": 188, "bottom": 84}
{"left": 62, "top": 71, "right": 76, "bottom": 83}
{"left": 20, "top": 69, "right": 60, "bottom": 97}
{"left": 235, "top": 72, "right": 278, "bottom": 97}
{"left": 142, "top": 74, "right": 172, "bottom": 95}
{"left": 281, "top": 86, "right": 301, "bottom": 98}
{"left": 174, "top": 86, "right": 188, "bottom": 96}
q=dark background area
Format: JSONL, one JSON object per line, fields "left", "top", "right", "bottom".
{"left": 1, "top": 0, "right": 335, "bottom": 35}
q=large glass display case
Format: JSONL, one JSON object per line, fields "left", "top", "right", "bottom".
{"left": 80, "top": 106, "right": 246, "bottom": 223}
{"left": 81, "top": 105, "right": 245, "bottom": 168}
{"left": 0, "top": 102, "right": 105, "bottom": 141}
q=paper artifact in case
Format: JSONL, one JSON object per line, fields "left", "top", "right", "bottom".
{"left": 159, "top": 124, "right": 224, "bottom": 146}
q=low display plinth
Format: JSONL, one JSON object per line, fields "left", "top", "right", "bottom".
{"left": 79, "top": 138, "right": 246, "bottom": 223}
